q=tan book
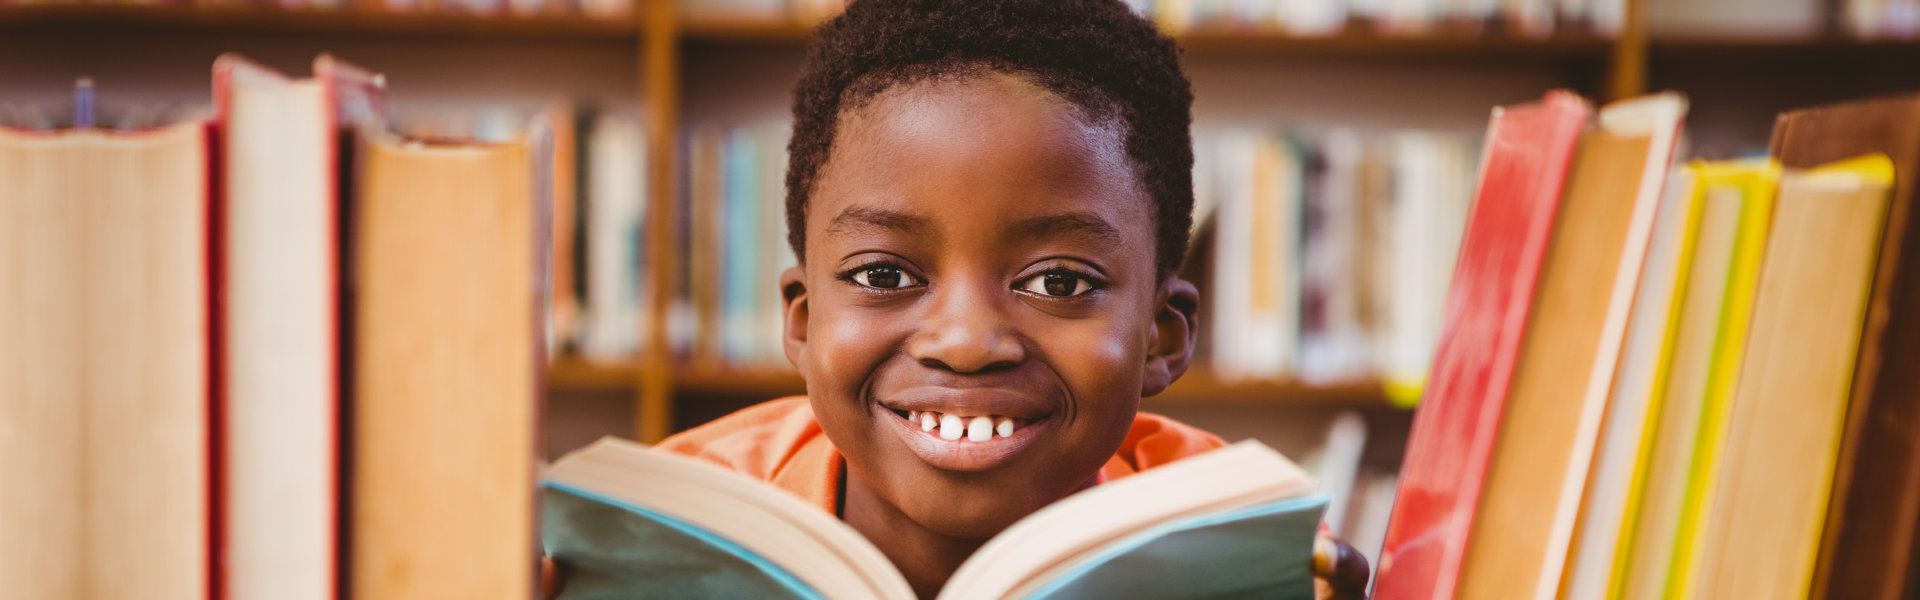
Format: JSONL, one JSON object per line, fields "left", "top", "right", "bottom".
{"left": 350, "top": 135, "right": 538, "bottom": 600}
{"left": 1691, "top": 155, "right": 1894, "bottom": 599}
{"left": 1, "top": 122, "right": 210, "bottom": 599}
{"left": 1457, "top": 93, "right": 1684, "bottom": 600}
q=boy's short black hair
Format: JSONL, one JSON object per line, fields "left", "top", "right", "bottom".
{"left": 786, "top": 0, "right": 1195, "bottom": 277}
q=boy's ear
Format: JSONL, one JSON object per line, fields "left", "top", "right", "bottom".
{"left": 780, "top": 265, "right": 810, "bottom": 379}
{"left": 1141, "top": 276, "right": 1199, "bottom": 397}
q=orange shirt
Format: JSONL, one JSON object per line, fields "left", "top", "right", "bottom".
{"left": 656, "top": 396, "right": 1228, "bottom": 516}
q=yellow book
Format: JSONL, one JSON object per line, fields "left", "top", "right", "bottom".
{"left": 1663, "top": 159, "right": 1779, "bottom": 600}
{"left": 1592, "top": 168, "right": 1705, "bottom": 600}
{"left": 1691, "top": 154, "right": 1893, "bottom": 599}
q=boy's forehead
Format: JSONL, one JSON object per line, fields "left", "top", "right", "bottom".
{"left": 821, "top": 74, "right": 1144, "bottom": 215}
{"left": 813, "top": 72, "right": 1150, "bottom": 244}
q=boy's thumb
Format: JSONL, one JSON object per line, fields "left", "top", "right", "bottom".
{"left": 541, "top": 554, "right": 565, "bottom": 599}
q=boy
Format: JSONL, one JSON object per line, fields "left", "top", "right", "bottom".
{"left": 548, "top": 0, "right": 1368, "bottom": 597}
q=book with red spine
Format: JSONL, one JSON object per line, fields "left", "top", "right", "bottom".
{"left": 1373, "top": 90, "right": 1591, "bottom": 600}
{"left": 211, "top": 53, "right": 385, "bottom": 600}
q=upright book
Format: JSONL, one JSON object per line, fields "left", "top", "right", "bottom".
{"left": 1374, "top": 90, "right": 1591, "bottom": 600}
{"left": 212, "top": 53, "right": 385, "bottom": 600}
{"left": 1689, "top": 155, "right": 1893, "bottom": 599}
{"left": 1662, "top": 159, "right": 1781, "bottom": 599}
{"left": 0, "top": 121, "right": 211, "bottom": 599}
{"left": 1456, "top": 93, "right": 1686, "bottom": 600}
{"left": 350, "top": 133, "right": 541, "bottom": 599}
{"left": 543, "top": 438, "right": 1327, "bottom": 600}
{"left": 1772, "top": 93, "right": 1920, "bottom": 600}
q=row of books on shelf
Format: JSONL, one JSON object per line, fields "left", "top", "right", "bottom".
{"left": 549, "top": 119, "right": 1479, "bottom": 396}
{"left": 1137, "top": 0, "right": 1624, "bottom": 37}
{"left": 0, "top": 0, "right": 637, "bottom": 18}
{"left": 2, "top": 56, "right": 546, "bottom": 599}
{"left": 1371, "top": 89, "right": 1920, "bottom": 599}
{"left": 1846, "top": 0, "right": 1920, "bottom": 39}
{"left": 1195, "top": 127, "right": 1475, "bottom": 398}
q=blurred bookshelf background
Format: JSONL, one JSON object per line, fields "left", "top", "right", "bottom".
{"left": 10, "top": 0, "right": 1920, "bottom": 571}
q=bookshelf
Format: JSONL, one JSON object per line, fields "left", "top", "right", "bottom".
{"left": 0, "top": 3, "right": 639, "bottom": 38}
{"left": 35, "top": 0, "right": 1913, "bottom": 445}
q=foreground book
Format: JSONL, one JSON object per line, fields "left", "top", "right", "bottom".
{"left": 543, "top": 438, "right": 1328, "bottom": 600}
{"left": 350, "top": 132, "right": 541, "bottom": 599}
{"left": 1774, "top": 93, "right": 1920, "bottom": 600}
{"left": 1688, "top": 155, "right": 1893, "bottom": 599}
{"left": 1458, "top": 93, "right": 1685, "bottom": 600}
{"left": 1373, "top": 89, "right": 1590, "bottom": 600}
{"left": 213, "top": 53, "right": 386, "bottom": 600}
{"left": 0, "top": 122, "right": 210, "bottom": 599}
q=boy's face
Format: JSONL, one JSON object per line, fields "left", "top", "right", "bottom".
{"left": 781, "top": 71, "right": 1197, "bottom": 538}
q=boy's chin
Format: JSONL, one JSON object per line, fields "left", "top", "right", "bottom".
{"left": 883, "top": 464, "right": 1096, "bottom": 540}
{"left": 897, "top": 488, "right": 1042, "bottom": 540}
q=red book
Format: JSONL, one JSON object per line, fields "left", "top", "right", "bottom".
{"left": 1373, "top": 90, "right": 1591, "bottom": 600}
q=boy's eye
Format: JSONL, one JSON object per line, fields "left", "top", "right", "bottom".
{"left": 1018, "top": 271, "right": 1096, "bottom": 297}
{"left": 850, "top": 265, "right": 921, "bottom": 289}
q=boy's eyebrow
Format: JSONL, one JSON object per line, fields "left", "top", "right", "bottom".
{"left": 825, "top": 206, "right": 934, "bottom": 238}
{"left": 1008, "top": 212, "right": 1123, "bottom": 246}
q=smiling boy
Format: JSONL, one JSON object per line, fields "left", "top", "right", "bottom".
{"left": 549, "top": 1, "right": 1367, "bottom": 598}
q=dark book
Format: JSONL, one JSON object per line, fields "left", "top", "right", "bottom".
{"left": 1771, "top": 93, "right": 1920, "bottom": 600}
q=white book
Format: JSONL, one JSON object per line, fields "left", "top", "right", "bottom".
{"left": 1211, "top": 132, "right": 1300, "bottom": 381}
{"left": 1381, "top": 131, "right": 1472, "bottom": 400}
{"left": 217, "top": 54, "right": 383, "bottom": 600}
{"left": 579, "top": 113, "right": 647, "bottom": 361}
{"left": 1299, "top": 130, "right": 1371, "bottom": 384}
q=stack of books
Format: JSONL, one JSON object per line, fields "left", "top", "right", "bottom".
{"left": 0, "top": 55, "right": 545, "bottom": 599}
{"left": 1374, "top": 89, "right": 1920, "bottom": 600}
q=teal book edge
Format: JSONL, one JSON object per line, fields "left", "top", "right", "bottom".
{"left": 541, "top": 481, "right": 822, "bottom": 600}
{"left": 1023, "top": 492, "right": 1331, "bottom": 600}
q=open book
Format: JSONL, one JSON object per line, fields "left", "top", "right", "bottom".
{"left": 542, "top": 438, "right": 1328, "bottom": 600}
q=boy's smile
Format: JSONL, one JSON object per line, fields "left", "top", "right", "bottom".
{"left": 872, "top": 365, "right": 1057, "bottom": 472}
{"left": 778, "top": 68, "right": 1198, "bottom": 581}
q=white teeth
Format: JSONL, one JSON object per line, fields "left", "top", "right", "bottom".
{"left": 968, "top": 416, "right": 994, "bottom": 442}
{"left": 939, "top": 414, "right": 964, "bottom": 440}
{"left": 920, "top": 411, "right": 938, "bottom": 431}
{"left": 908, "top": 410, "right": 919, "bottom": 422}
{"left": 997, "top": 417, "right": 1016, "bottom": 438}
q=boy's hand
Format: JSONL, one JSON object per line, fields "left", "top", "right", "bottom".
{"left": 541, "top": 554, "right": 564, "bottom": 600}
{"left": 1313, "top": 534, "right": 1370, "bottom": 600}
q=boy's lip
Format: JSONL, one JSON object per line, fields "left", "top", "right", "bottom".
{"left": 872, "top": 386, "right": 1054, "bottom": 421}
{"left": 874, "top": 401, "right": 1051, "bottom": 472}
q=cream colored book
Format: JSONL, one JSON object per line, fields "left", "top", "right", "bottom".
{"left": 0, "top": 122, "right": 210, "bottom": 600}
{"left": 543, "top": 438, "right": 1327, "bottom": 600}
{"left": 1613, "top": 161, "right": 1753, "bottom": 600}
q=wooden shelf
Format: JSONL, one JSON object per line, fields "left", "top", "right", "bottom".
{"left": 1650, "top": 35, "right": 1920, "bottom": 63}
{"left": 0, "top": 4, "right": 639, "bottom": 39}
{"left": 547, "top": 357, "right": 639, "bottom": 391}
{"left": 681, "top": 16, "right": 813, "bottom": 43}
{"left": 1176, "top": 27, "right": 1614, "bottom": 58}
{"left": 1154, "top": 369, "right": 1391, "bottom": 406}
{"left": 675, "top": 364, "right": 807, "bottom": 398}
{"left": 677, "top": 16, "right": 1613, "bottom": 59}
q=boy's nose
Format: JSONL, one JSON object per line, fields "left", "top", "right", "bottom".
{"left": 906, "top": 286, "right": 1025, "bottom": 374}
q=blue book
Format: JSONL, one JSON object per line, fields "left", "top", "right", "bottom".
{"left": 543, "top": 438, "right": 1326, "bottom": 600}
